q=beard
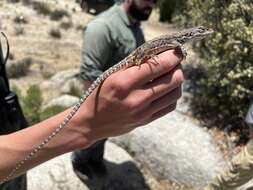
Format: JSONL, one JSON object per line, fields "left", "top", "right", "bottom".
{"left": 128, "top": 1, "right": 152, "bottom": 21}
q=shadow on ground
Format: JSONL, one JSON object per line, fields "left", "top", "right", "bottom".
{"left": 81, "top": 160, "right": 151, "bottom": 190}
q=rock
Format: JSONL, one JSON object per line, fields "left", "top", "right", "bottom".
{"left": 80, "top": 142, "right": 150, "bottom": 190}
{"left": 27, "top": 142, "right": 150, "bottom": 190}
{"left": 40, "top": 80, "right": 57, "bottom": 91}
{"left": 60, "top": 78, "right": 83, "bottom": 94}
{"left": 110, "top": 111, "right": 227, "bottom": 188}
{"left": 40, "top": 69, "right": 82, "bottom": 102}
{"left": 50, "top": 69, "right": 79, "bottom": 84}
{"left": 42, "top": 94, "right": 79, "bottom": 110}
{"left": 176, "top": 91, "right": 192, "bottom": 114}
{"left": 27, "top": 153, "right": 87, "bottom": 190}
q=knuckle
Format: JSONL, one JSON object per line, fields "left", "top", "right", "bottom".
{"left": 110, "top": 77, "right": 130, "bottom": 98}
{"left": 124, "top": 98, "right": 140, "bottom": 111}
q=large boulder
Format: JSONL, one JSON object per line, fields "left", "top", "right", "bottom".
{"left": 41, "top": 94, "right": 79, "bottom": 110}
{"left": 49, "top": 69, "right": 79, "bottom": 85}
{"left": 40, "top": 69, "right": 82, "bottom": 101}
{"left": 110, "top": 110, "right": 227, "bottom": 188}
{"left": 27, "top": 142, "right": 150, "bottom": 190}
{"left": 60, "top": 78, "right": 83, "bottom": 94}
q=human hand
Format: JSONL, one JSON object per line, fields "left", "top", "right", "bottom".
{"left": 74, "top": 49, "right": 184, "bottom": 145}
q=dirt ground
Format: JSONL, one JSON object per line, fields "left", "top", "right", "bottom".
{"left": 0, "top": 1, "right": 240, "bottom": 190}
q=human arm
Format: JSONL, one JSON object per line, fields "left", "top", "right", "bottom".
{"left": 0, "top": 50, "right": 183, "bottom": 181}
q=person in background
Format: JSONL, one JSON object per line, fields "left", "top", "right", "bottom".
{"left": 206, "top": 103, "right": 253, "bottom": 190}
{"left": 73, "top": 0, "right": 159, "bottom": 186}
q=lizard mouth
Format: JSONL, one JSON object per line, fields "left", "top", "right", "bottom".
{"left": 206, "top": 28, "right": 214, "bottom": 35}
{"left": 198, "top": 26, "right": 214, "bottom": 35}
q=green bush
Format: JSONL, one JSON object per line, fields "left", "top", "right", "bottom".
{"left": 17, "top": 85, "right": 66, "bottom": 125}
{"left": 40, "top": 105, "right": 66, "bottom": 121}
{"left": 22, "top": 85, "right": 43, "bottom": 125}
{"left": 32, "top": 1, "right": 52, "bottom": 16}
{"left": 11, "top": 84, "right": 22, "bottom": 98}
{"left": 158, "top": 0, "right": 186, "bottom": 23}
{"left": 177, "top": 0, "right": 253, "bottom": 129}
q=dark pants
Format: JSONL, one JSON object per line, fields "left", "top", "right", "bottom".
{"left": 0, "top": 92, "right": 28, "bottom": 190}
{"left": 0, "top": 175, "right": 27, "bottom": 190}
{"left": 72, "top": 139, "right": 107, "bottom": 176}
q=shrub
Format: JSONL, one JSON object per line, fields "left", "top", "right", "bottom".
{"left": 40, "top": 105, "right": 66, "bottom": 121}
{"left": 21, "top": 0, "right": 31, "bottom": 5}
{"left": 67, "top": 82, "right": 82, "bottom": 97}
{"left": 7, "top": 57, "right": 32, "bottom": 78}
{"left": 18, "top": 86, "right": 65, "bottom": 124}
{"left": 157, "top": 0, "right": 186, "bottom": 23}
{"left": 22, "top": 85, "right": 43, "bottom": 125}
{"left": 50, "top": 9, "right": 69, "bottom": 21}
{"left": 13, "top": 15, "right": 28, "bottom": 24}
{"left": 60, "top": 20, "right": 73, "bottom": 30}
{"left": 76, "top": 24, "right": 84, "bottom": 31}
{"left": 32, "top": 1, "right": 52, "bottom": 16}
{"left": 49, "top": 28, "right": 61, "bottom": 39}
{"left": 7, "top": 0, "right": 20, "bottom": 3}
{"left": 177, "top": 0, "right": 253, "bottom": 130}
{"left": 11, "top": 84, "right": 22, "bottom": 98}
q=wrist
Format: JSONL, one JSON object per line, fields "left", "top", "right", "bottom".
{"left": 52, "top": 108, "right": 93, "bottom": 152}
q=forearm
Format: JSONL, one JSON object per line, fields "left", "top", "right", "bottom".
{"left": 0, "top": 108, "right": 91, "bottom": 180}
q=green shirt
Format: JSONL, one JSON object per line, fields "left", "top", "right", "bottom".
{"left": 80, "top": 5, "right": 145, "bottom": 81}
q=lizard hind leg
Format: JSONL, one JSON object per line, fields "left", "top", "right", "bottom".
{"left": 173, "top": 41, "right": 187, "bottom": 60}
{"left": 150, "top": 52, "right": 160, "bottom": 65}
{"left": 135, "top": 52, "right": 159, "bottom": 66}
{"left": 182, "top": 46, "right": 187, "bottom": 58}
{"left": 171, "top": 40, "right": 187, "bottom": 59}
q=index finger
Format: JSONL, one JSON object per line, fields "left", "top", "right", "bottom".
{"left": 124, "top": 49, "right": 182, "bottom": 87}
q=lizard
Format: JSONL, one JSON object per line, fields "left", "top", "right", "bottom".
{"left": 0, "top": 26, "right": 214, "bottom": 184}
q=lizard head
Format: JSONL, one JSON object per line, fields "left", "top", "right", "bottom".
{"left": 176, "top": 26, "right": 214, "bottom": 43}
{"left": 186, "top": 26, "right": 214, "bottom": 40}
{"left": 191, "top": 26, "right": 214, "bottom": 38}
